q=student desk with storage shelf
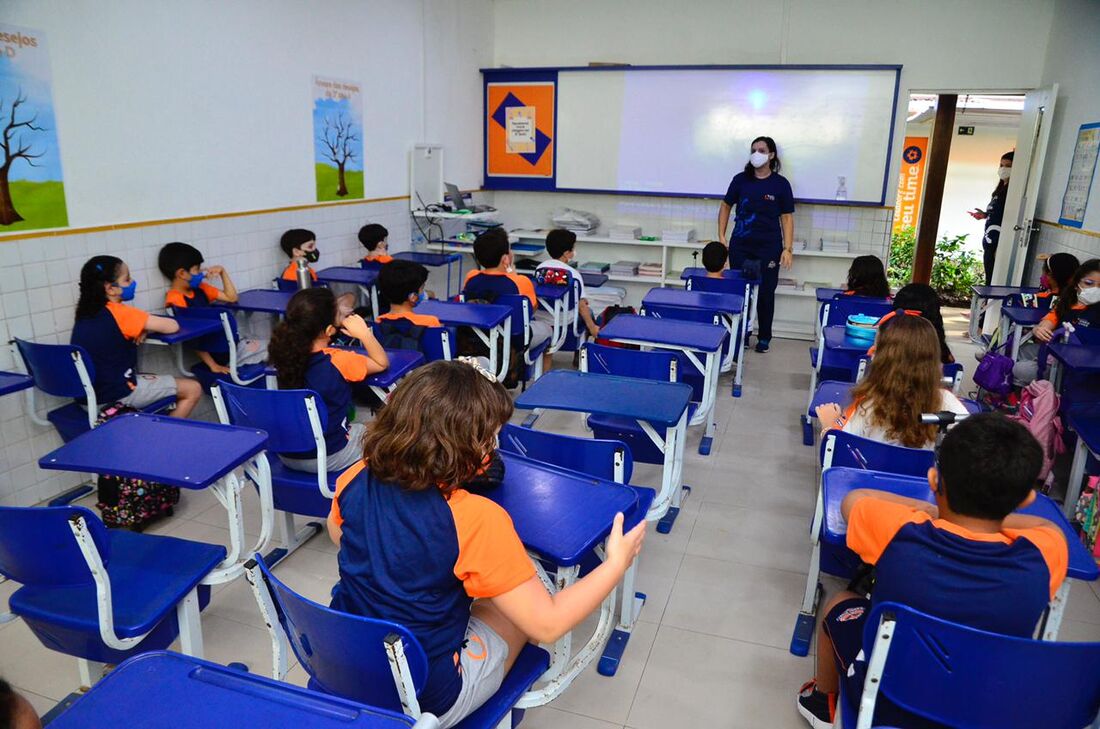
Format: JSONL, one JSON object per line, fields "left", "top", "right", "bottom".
{"left": 999, "top": 305, "right": 1049, "bottom": 361}
{"left": 393, "top": 251, "right": 463, "bottom": 299}
{"left": 316, "top": 266, "right": 381, "bottom": 316}
{"left": 968, "top": 285, "right": 1041, "bottom": 343}
{"left": 413, "top": 300, "right": 513, "bottom": 382}
{"left": 225, "top": 289, "right": 297, "bottom": 316}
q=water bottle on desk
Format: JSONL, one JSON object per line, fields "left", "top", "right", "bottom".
{"left": 295, "top": 258, "right": 312, "bottom": 290}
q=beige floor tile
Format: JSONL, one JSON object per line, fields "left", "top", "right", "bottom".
{"left": 686, "top": 502, "right": 812, "bottom": 574}
{"left": 522, "top": 706, "right": 623, "bottom": 729}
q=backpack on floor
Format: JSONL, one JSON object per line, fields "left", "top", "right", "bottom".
{"left": 1008, "top": 380, "right": 1065, "bottom": 491}
{"left": 594, "top": 305, "right": 638, "bottom": 350}
{"left": 95, "top": 403, "right": 180, "bottom": 530}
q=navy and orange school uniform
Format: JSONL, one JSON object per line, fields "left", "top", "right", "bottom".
{"left": 280, "top": 348, "right": 375, "bottom": 470}
{"left": 462, "top": 269, "right": 538, "bottom": 309}
{"left": 70, "top": 302, "right": 151, "bottom": 403}
{"left": 1042, "top": 301, "right": 1100, "bottom": 330}
{"left": 362, "top": 253, "right": 394, "bottom": 265}
{"left": 165, "top": 282, "right": 222, "bottom": 309}
{"left": 281, "top": 262, "right": 318, "bottom": 283}
{"left": 824, "top": 496, "right": 1067, "bottom": 724}
{"left": 329, "top": 461, "right": 534, "bottom": 717}
{"left": 377, "top": 310, "right": 443, "bottom": 328}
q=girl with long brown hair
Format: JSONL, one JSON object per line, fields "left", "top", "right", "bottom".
{"left": 815, "top": 314, "right": 968, "bottom": 449}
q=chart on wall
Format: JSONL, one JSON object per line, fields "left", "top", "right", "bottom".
{"left": 313, "top": 76, "right": 364, "bottom": 202}
{"left": 0, "top": 24, "right": 68, "bottom": 232}
{"left": 1059, "top": 122, "right": 1100, "bottom": 229}
{"left": 484, "top": 71, "right": 556, "bottom": 191}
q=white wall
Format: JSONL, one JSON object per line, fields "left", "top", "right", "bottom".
{"left": 1036, "top": 0, "right": 1100, "bottom": 240}
{"left": 2, "top": 0, "right": 427, "bottom": 228}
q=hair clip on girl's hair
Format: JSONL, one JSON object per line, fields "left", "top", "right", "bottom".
{"left": 457, "top": 356, "right": 497, "bottom": 383}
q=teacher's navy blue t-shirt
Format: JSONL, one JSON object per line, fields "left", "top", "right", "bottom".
{"left": 723, "top": 171, "right": 795, "bottom": 256}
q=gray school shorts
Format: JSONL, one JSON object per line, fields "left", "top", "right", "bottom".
{"left": 436, "top": 616, "right": 510, "bottom": 728}
{"left": 119, "top": 374, "right": 178, "bottom": 409}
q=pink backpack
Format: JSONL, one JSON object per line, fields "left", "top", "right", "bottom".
{"left": 1009, "top": 380, "right": 1065, "bottom": 489}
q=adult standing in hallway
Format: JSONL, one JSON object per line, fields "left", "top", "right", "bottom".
{"left": 969, "top": 150, "right": 1014, "bottom": 286}
{"left": 717, "top": 136, "right": 795, "bottom": 352}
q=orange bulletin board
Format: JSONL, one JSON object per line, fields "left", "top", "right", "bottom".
{"left": 484, "top": 72, "right": 556, "bottom": 189}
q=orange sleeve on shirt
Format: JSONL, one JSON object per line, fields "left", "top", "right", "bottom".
{"left": 282, "top": 263, "right": 317, "bottom": 281}
{"left": 200, "top": 282, "right": 222, "bottom": 301}
{"left": 329, "top": 460, "right": 367, "bottom": 529}
{"left": 1005, "top": 523, "right": 1069, "bottom": 599}
{"left": 846, "top": 497, "right": 929, "bottom": 565}
{"left": 107, "top": 302, "right": 150, "bottom": 341}
{"left": 1042, "top": 310, "right": 1059, "bottom": 326}
{"left": 165, "top": 290, "right": 187, "bottom": 309}
{"left": 378, "top": 312, "right": 442, "bottom": 327}
{"left": 322, "top": 348, "right": 373, "bottom": 382}
{"left": 463, "top": 270, "right": 476, "bottom": 286}
{"left": 510, "top": 273, "right": 538, "bottom": 307}
{"left": 364, "top": 254, "right": 393, "bottom": 264}
{"left": 449, "top": 490, "right": 536, "bottom": 598}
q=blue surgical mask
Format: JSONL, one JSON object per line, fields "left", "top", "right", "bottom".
{"left": 416, "top": 291, "right": 427, "bottom": 305}
{"left": 119, "top": 280, "right": 137, "bottom": 301}
{"left": 188, "top": 271, "right": 206, "bottom": 289}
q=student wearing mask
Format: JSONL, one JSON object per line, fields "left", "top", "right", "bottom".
{"left": 968, "top": 151, "right": 1014, "bottom": 286}
{"left": 717, "top": 136, "right": 795, "bottom": 353}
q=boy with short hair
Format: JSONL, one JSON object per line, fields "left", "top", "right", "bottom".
{"left": 358, "top": 223, "right": 393, "bottom": 265}
{"left": 702, "top": 240, "right": 729, "bottom": 278}
{"left": 536, "top": 228, "right": 601, "bottom": 338}
{"left": 158, "top": 241, "right": 266, "bottom": 374}
{"left": 463, "top": 228, "right": 551, "bottom": 349}
{"left": 796, "top": 413, "right": 1068, "bottom": 728}
{"left": 279, "top": 227, "right": 357, "bottom": 319}
{"left": 377, "top": 259, "right": 441, "bottom": 328}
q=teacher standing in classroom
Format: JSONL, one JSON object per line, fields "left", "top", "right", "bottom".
{"left": 717, "top": 136, "right": 795, "bottom": 353}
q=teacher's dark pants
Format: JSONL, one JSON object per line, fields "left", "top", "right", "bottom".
{"left": 729, "top": 247, "right": 780, "bottom": 341}
{"left": 982, "top": 241, "right": 997, "bottom": 287}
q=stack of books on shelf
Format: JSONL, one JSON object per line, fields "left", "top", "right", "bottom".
{"left": 610, "top": 260, "right": 640, "bottom": 277}
{"left": 580, "top": 261, "right": 610, "bottom": 274}
{"left": 661, "top": 227, "right": 696, "bottom": 243}
{"left": 776, "top": 277, "right": 803, "bottom": 291}
{"left": 820, "top": 239, "right": 850, "bottom": 253}
{"left": 608, "top": 224, "right": 642, "bottom": 241}
{"left": 638, "top": 262, "right": 664, "bottom": 277}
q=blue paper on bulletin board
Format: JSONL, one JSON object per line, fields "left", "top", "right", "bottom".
{"left": 1058, "top": 122, "right": 1100, "bottom": 229}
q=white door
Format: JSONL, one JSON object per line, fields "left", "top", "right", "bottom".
{"left": 983, "top": 85, "right": 1057, "bottom": 336}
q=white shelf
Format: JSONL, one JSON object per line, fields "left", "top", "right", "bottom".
{"left": 412, "top": 209, "right": 499, "bottom": 222}
{"left": 607, "top": 274, "right": 667, "bottom": 284}
{"left": 776, "top": 288, "right": 818, "bottom": 298}
{"left": 795, "top": 249, "right": 860, "bottom": 259}
{"left": 514, "top": 229, "right": 861, "bottom": 258}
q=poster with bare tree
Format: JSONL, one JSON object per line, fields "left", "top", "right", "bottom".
{"left": 0, "top": 25, "right": 68, "bottom": 232}
{"left": 313, "top": 76, "right": 363, "bottom": 202}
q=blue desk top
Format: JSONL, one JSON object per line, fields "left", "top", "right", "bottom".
{"left": 0, "top": 371, "right": 33, "bottom": 397}
{"left": 823, "top": 326, "right": 870, "bottom": 354}
{"left": 48, "top": 651, "right": 415, "bottom": 729}
{"left": 1048, "top": 343, "right": 1100, "bottom": 373}
{"left": 514, "top": 370, "right": 692, "bottom": 427}
{"left": 533, "top": 283, "right": 570, "bottom": 301}
{"left": 332, "top": 348, "right": 424, "bottom": 389}
{"left": 808, "top": 380, "right": 854, "bottom": 417}
{"left": 316, "top": 266, "right": 380, "bottom": 287}
{"left": 816, "top": 288, "right": 847, "bottom": 303}
{"left": 1065, "top": 405, "right": 1100, "bottom": 454}
{"left": 643, "top": 288, "right": 744, "bottom": 315}
{"left": 679, "top": 267, "right": 747, "bottom": 281}
{"left": 1001, "top": 306, "right": 1047, "bottom": 326}
{"left": 491, "top": 453, "right": 638, "bottom": 566}
{"left": 599, "top": 314, "right": 727, "bottom": 352}
{"left": 39, "top": 413, "right": 268, "bottom": 490}
{"left": 416, "top": 300, "right": 511, "bottom": 328}
{"left": 971, "top": 285, "right": 1041, "bottom": 299}
{"left": 226, "top": 289, "right": 296, "bottom": 315}
{"left": 148, "top": 317, "right": 223, "bottom": 345}
{"left": 393, "top": 251, "right": 462, "bottom": 266}
{"left": 821, "top": 468, "right": 1099, "bottom": 582}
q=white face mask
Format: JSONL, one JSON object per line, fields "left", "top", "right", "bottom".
{"left": 1078, "top": 286, "right": 1100, "bottom": 305}
{"left": 997, "top": 166, "right": 1011, "bottom": 181}
{"left": 749, "top": 151, "right": 770, "bottom": 169}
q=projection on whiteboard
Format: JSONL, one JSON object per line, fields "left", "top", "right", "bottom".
{"left": 555, "top": 68, "right": 898, "bottom": 204}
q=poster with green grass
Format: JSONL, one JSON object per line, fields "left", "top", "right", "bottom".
{"left": 0, "top": 24, "right": 68, "bottom": 232}
{"left": 313, "top": 76, "right": 364, "bottom": 202}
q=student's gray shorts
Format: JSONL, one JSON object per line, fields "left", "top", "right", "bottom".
{"left": 119, "top": 374, "right": 178, "bottom": 409}
{"left": 279, "top": 422, "right": 366, "bottom": 474}
{"left": 436, "top": 616, "right": 510, "bottom": 728}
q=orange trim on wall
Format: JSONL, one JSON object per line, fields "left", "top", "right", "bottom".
{"left": 0, "top": 195, "right": 410, "bottom": 243}
{"left": 1035, "top": 219, "right": 1100, "bottom": 239}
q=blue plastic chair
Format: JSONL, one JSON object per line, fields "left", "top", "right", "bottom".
{"left": 685, "top": 273, "right": 757, "bottom": 340}
{"left": 212, "top": 382, "right": 339, "bottom": 562}
{"left": 843, "top": 602, "right": 1100, "bottom": 729}
{"left": 13, "top": 338, "right": 177, "bottom": 443}
{"left": 463, "top": 276, "right": 551, "bottom": 384}
{"left": 810, "top": 296, "right": 894, "bottom": 379}
{"left": 245, "top": 555, "right": 550, "bottom": 729}
{"left": 0, "top": 505, "right": 225, "bottom": 681}
{"left": 580, "top": 343, "right": 685, "bottom": 464}
{"left": 791, "top": 432, "right": 935, "bottom": 656}
{"left": 371, "top": 319, "right": 456, "bottom": 363}
{"left": 1004, "top": 292, "right": 1053, "bottom": 310}
{"left": 640, "top": 301, "right": 731, "bottom": 398}
{"left": 169, "top": 306, "right": 266, "bottom": 390}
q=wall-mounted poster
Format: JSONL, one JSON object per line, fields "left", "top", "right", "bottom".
{"left": 484, "top": 71, "right": 556, "bottom": 190}
{"left": 0, "top": 24, "right": 68, "bottom": 232}
{"left": 1059, "top": 122, "right": 1100, "bottom": 229}
{"left": 313, "top": 76, "right": 364, "bottom": 202}
{"left": 893, "top": 137, "right": 928, "bottom": 232}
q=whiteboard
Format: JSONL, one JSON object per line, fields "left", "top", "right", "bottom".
{"left": 555, "top": 67, "right": 900, "bottom": 204}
